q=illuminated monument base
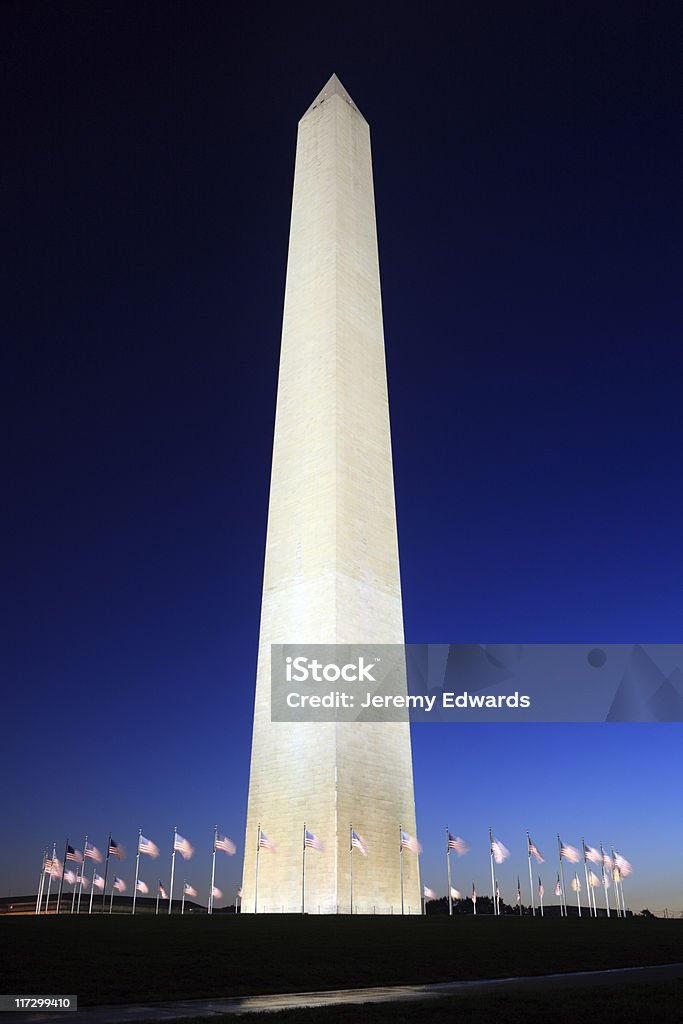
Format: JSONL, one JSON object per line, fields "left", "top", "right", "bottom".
{"left": 241, "top": 76, "right": 420, "bottom": 914}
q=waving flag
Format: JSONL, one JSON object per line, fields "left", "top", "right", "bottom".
{"left": 237, "top": 887, "right": 242, "bottom": 898}
{"left": 516, "top": 877, "right": 521, "bottom": 903}
{"left": 183, "top": 882, "right": 197, "bottom": 897}
{"left": 113, "top": 877, "right": 126, "bottom": 893}
{"left": 135, "top": 879, "right": 149, "bottom": 894}
{"left": 43, "top": 856, "right": 53, "bottom": 875}
{"left": 158, "top": 883, "right": 168, "bottom": 899}
{"left": 450, "top": 887, "right": 461, "bottom": 899}
{"left": 448, "top": 834, "right": 470, "bottom": 855}
{"left": 602, "top": 851, "right": 614, "bottom": 871}
{"left": 589, "top": 870, "right": 601, "bottom": 887}
{"left": 613, "top": 866, "right": 621, "bottom": 883}
{"left": 614, "top": 853, "right": 633, "bottom": 878}
{"left": 571, "top": 875, "right": 582, "bottom": 892}
{"left": 174, "top": 833, "right": 194, "bottom": 860}
{"left": 258, "top": 830, "right": 274, "bottom": 851}
{"left": 554, "top": 875, "right": 562, "bottom": 896}
{"left": 212, "top": 886, "right": 222, "bottom": 899}
{"left": 305, "top": 830, "right": 324, "bottom": 851}
{"left": 351, "top": 830, "right": 368, "bottom": 856}
{"left": 471, "top": 883, "right": 477, "bottom": 903}
{"left": 585, "top": 844, "right": 602, "bottom": 865}
{"left": 528, "top": 837, "right": 544, "bottom": 863}
{"left": 495, "top": 881, "right": 501, "bottom": 901}
{"left": 401, "top": 831, "right": 421, "bottom": 854}
{"left": 93, "top": 873, "right": 105, "bottom": 890}
{"left": 76, "top": 874, "right": 89, "bottom": 889}
{"left": 491, "top": 838, "right": 510, "bottom": 864}
{"left": 538, "top": 878, "right": 544, "bottom": 898}
{"left": 49, "top": 858, "right": 63, "bottom": 880}
{"left": 423, "top": 886, "right": 436, "bottom": 899}
{"left": 84, "top": 842, "right": 103, "bottom": 863}
{"left": 66, "top": 845, "right": 83, "bottom": 864}
{"left": 559, "top": 840, "right": 580, "bottom": 863}
{"left": 108, "top": 838, "right": 123, "bottom": 859}
{"left": 64, "top": 869, "right": 77, "bottom": 885}
{"left": 215, "top": 835, "right": 236, "bottom": 855}
{"left": 139, "top": 836, "right": 160, "bottom": 858}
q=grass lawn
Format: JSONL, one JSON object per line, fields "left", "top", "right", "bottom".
{"left": 1, "top": 915, "right": 681, "bottom": 1007}
{"left": 172, "top": 980, "right": 683, "bottom": 1024}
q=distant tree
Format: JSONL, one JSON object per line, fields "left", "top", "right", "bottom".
{"left": 639, "top": 908, "right": 655, "bottom": 918}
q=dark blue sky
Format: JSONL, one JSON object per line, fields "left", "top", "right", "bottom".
{"left": 2, "top": 2, "right": 681, "bottom": 910}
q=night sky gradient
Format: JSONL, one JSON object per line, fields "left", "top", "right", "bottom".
{"left": 2, "top": 2, "right": 682, "bottom": 911}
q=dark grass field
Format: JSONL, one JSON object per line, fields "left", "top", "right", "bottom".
{"left": 1, "top": 915, "right": 681, "bottom": 1007}
{"left": 174, "top": 980, "right": 683, "bottom": 1024}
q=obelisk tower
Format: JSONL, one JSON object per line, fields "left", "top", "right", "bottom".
{"left": 242, "top": 75, "right": 420, "bottom": 914}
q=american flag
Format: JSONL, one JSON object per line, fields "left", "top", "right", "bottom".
{"left": 259, "top": 830, "right": 274, "bottom": 851}
{"left": 602, "top": 851, "right": 614, "bottom": 871}
{"left": 43, "top": 856, "right": 53, "bottom": 874}
{"left": 400, "top": 830, "right": 420, "bottom": 854}
{"left": 76, "top": 875, "right": 89, "bottom": 889}
{"left": 139, "top": 835, "right": 160, "bottom": 858}
{"left": 589, "top": 870, "right": 601, "bottom": 887}
{"left": 571, "top": 875, "right": 581, "bottom": 893}
{"left": 174, "top": 833, "right": 194, "bottom": 860}
{"left": 351, "top": 830, "right": 368, "bottom": 856}
{"left": 304, "top": 829, "right": 324, "bottom": 851}
{"left": 84, "top": 842, "right": 103, "bottom": 863}
{"left": 212, "top": 886, "right": 222, "bottom": 899}
{"left": 495, "top": 881, "right": 501, "bottom": 900}
{"left": 450, "top": 887, "right": 461, "bottom": 899}
{"left": 490, "top": 838, "right": 510, "bottom": 864}
{"left": 158, "top": 883, "right": 168, "bottom": 899}
{"left": 538, "top": 877, "right": 544, "bottom": 898}
{"left": 614, "top": 853, "right": 633, "bottom": 878}
{"left": 559, "top": 840, "right": 580, "bottom": 863}
{"left": 554, "top": 875, "right": 562, "bottom": 896}
{"left": 237, "top": 887, "right": 242, "bottom": 898}
{"left": 49, "top": 858, "right": 62, "bottom": 880}
{"left": 585, "top": 844, "right": 602, "bottom": 865}
{"left": 93, "top": 873, "right": 105, "bottom": 890}
{"left": 136, "top": 879, "right": 149, "bottom": 894}
{"left": 113, "top": 877, "right": 126, "bottom": 892}
{"left": 423, "top": 886, "right": 436, "bottom": 900}
{"left": 109, "top": 838, "right": 122, "bottom": 859}
{"left": 448, "top": 833, "right": 470, "bottom": 855}
{"left": 528, "top": 836, "right": 544, "bottom": 863}
{"left": 516, "top": 877, "right": 521, "bottom": 902}
{"left": 183, "top": 882, "right": 197, "bottom": 897}
{"left": 66, "top": 845, "right": 83, "bottom": 864}
{"left": 64, "top": 869, "right": 77, "bottom": 886}
{"left": 471, "top": 883, "right": 477, "bottom": 902}
{"left": 215, "top": 835, "right": 236, "bottom": 855}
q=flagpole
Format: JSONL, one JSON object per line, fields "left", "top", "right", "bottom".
{"left": 301, "top": 823, "right": 306, "bottom": 915}
{"left": 101, "top": 832, "right": 111, "bottom": 914}
{"left": 156, "top": 882, "right": 160, "bottom": 916}
{"left": 582, "top": 839, "right": 593, "bottom": 917}
{"left": 132, "top": 828, "right": 141, "bottom": 916}
{"left": 76, "top": 835, "right": 87, "bottom": 914}
{"left": 35, "top": 849, "right": 47, "bottom": 915}
{"left": 88, "top": 860, "right": 96, "bottom": 914}
{"left": 472, "top": 883, "right": 476, "bottom": 916}
{"left": 349, "top": 824, "right": 353, "bottom": 916}
{"left": 600, "top": 843, "right": 610, "bottom": 918}
{"left": 168, "top": 826, "right": 177, "bottom": 915}
{"left": 526, "top": 832, "right": 536, "bottom": 916}
{"left": 44, "top": 843, "right": 56, "bottom": 914}
{"left": 70, "top": 847, "right": 79, "bottom": 914}
{"left": 109, "top": 877, "right": 115, "bottom": 914}
{"left": 557, "top": 835, "right": 567, "bottom": 917}
{"left": 209, "top": 824, "right": 217, "bottom": 915}
{"left": 182, "top": 881, "right": 186, "bottom": 915}
{"left": 56, "top": 838, "right": 68, "bottom": 914}
{"left": 399, "top": 824, "right": 404, "bottom": 916}
{"left": 489, "top": 828, "right": 497, "bottom": 916}
{"left": 254, "top": 823, "right": 260, "bottom": 915}
{"left": 575, "top": 873, "right": 582, "bottom": 917}
{"left": 446, "top": 825, "right": 452, "bottom": 916}
{"left": 611, "top": 848, "right": 621, "bottom": 918}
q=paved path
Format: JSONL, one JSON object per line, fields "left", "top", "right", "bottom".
{"left": 15, "top": 963, "right": 683, "bottom": 1023}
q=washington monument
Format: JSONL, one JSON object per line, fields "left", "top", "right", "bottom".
{"left": 242, "top": 75, "right": 420, "bottom": 914}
